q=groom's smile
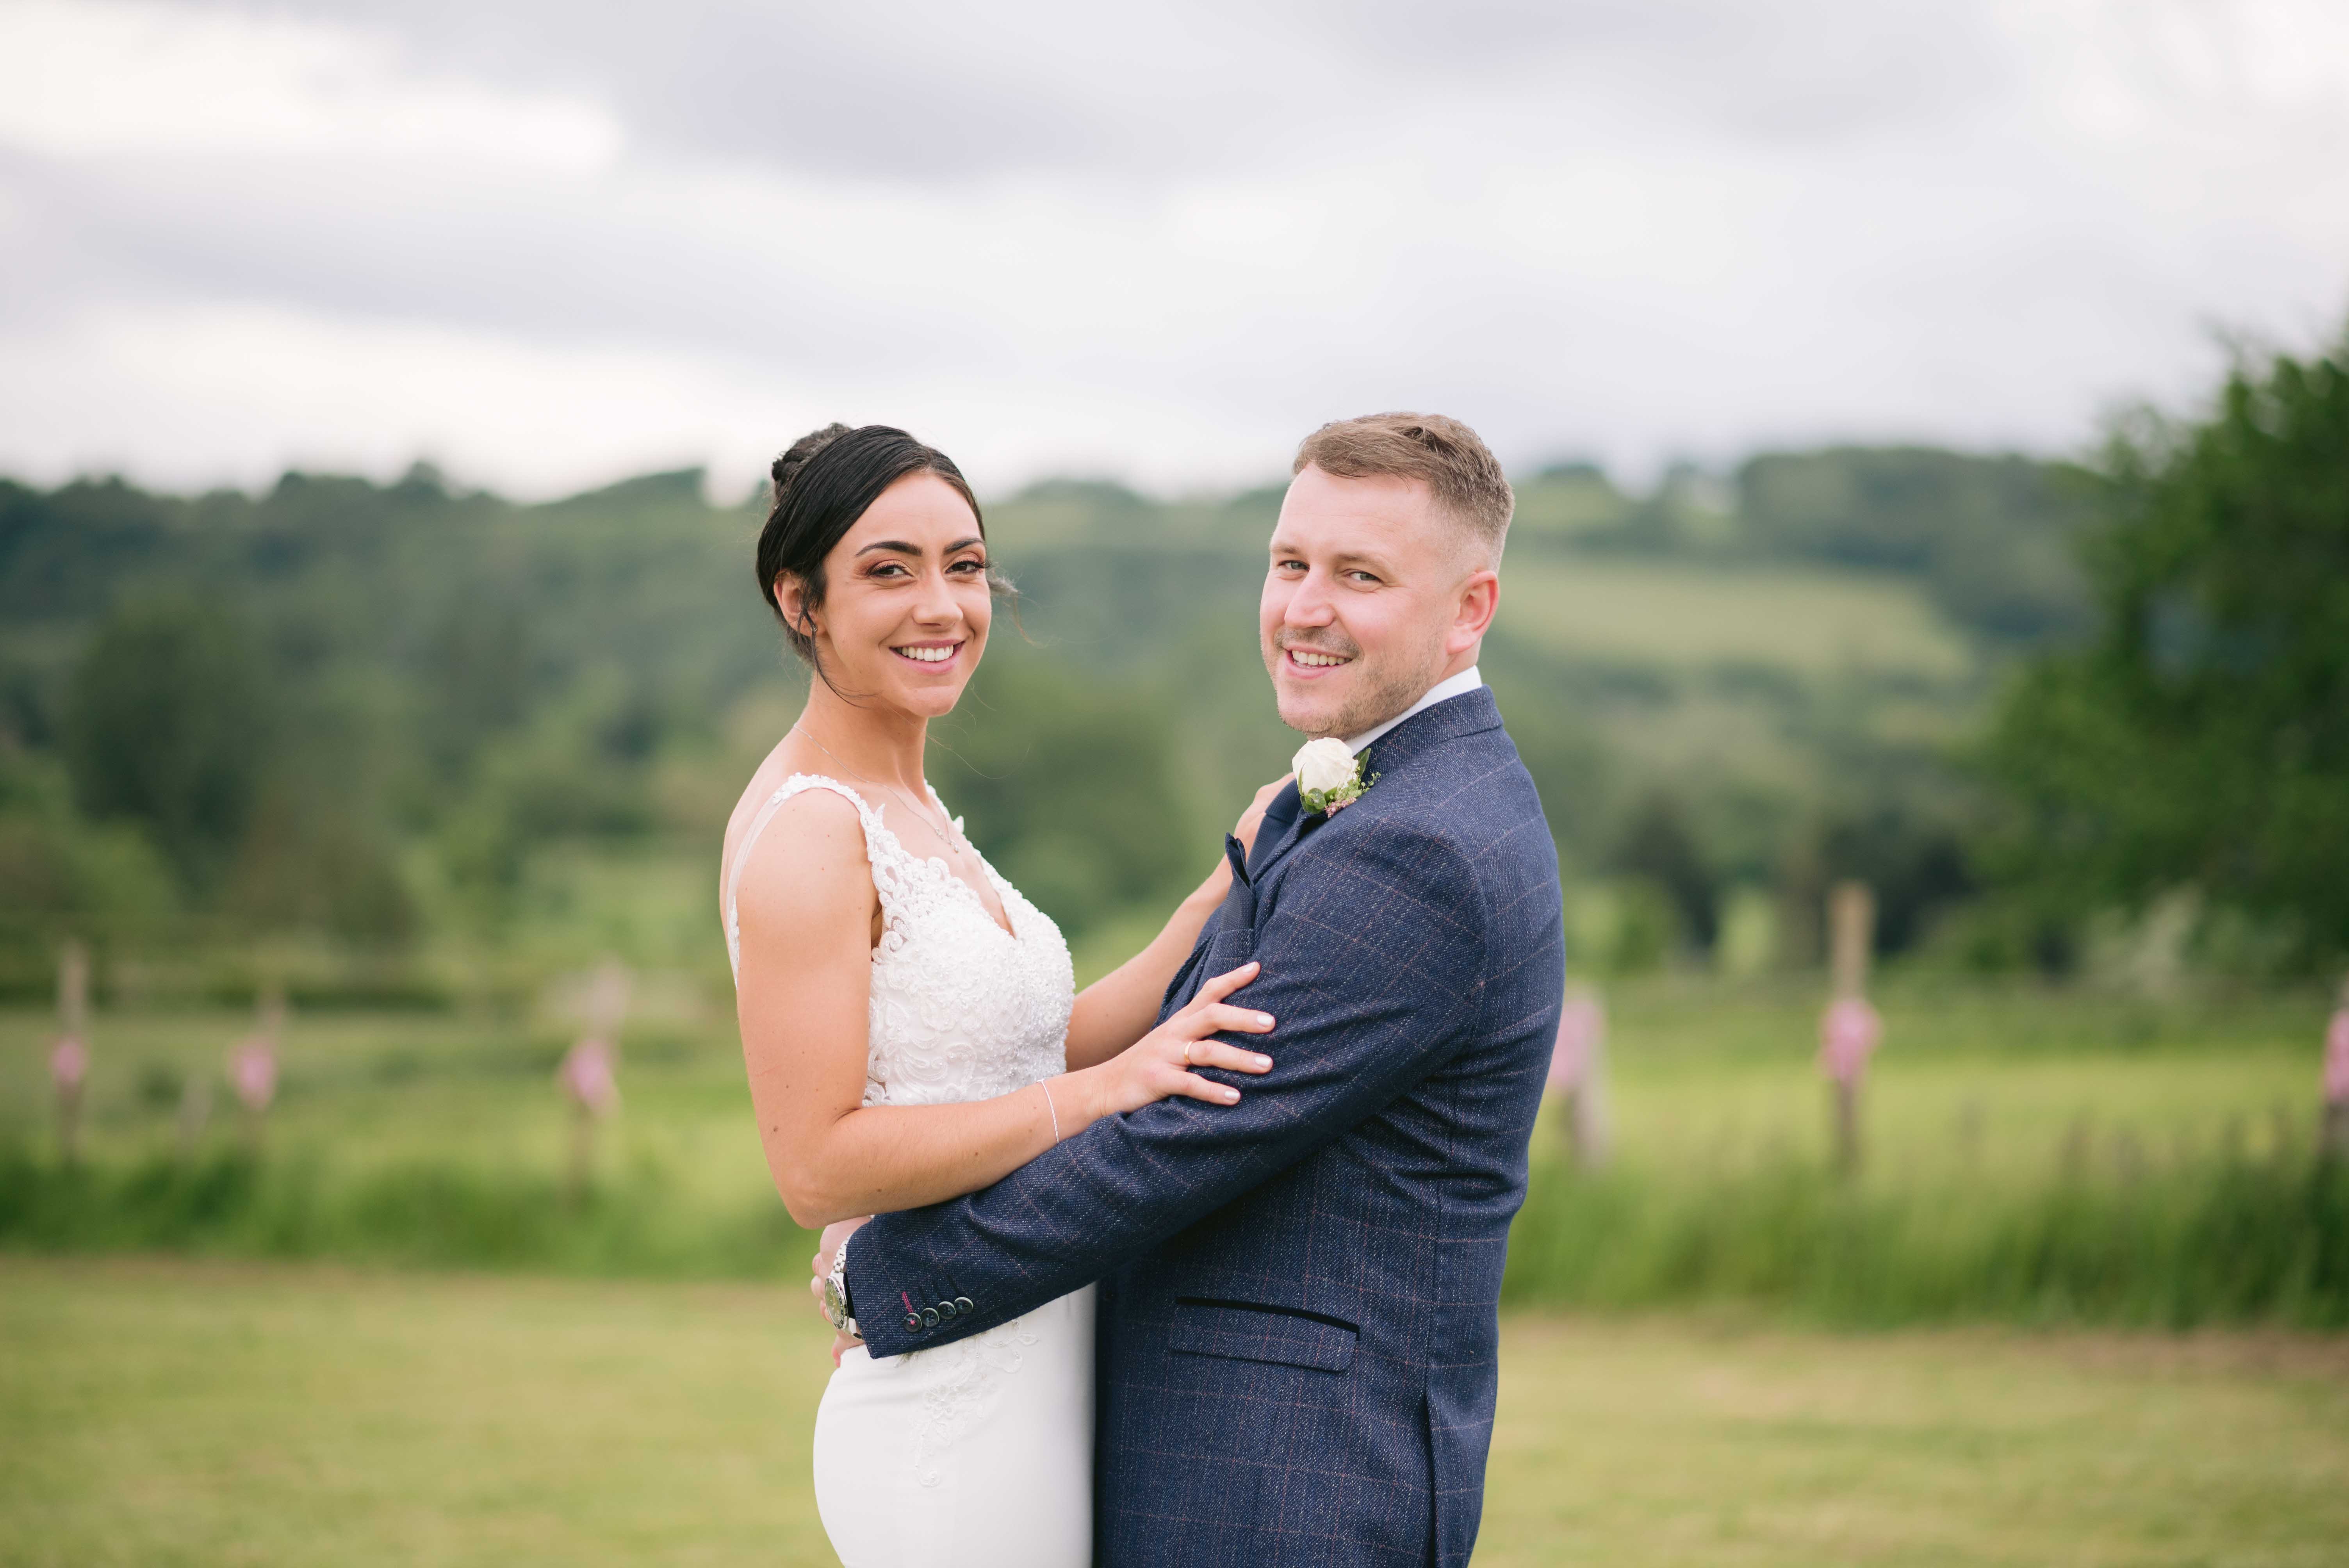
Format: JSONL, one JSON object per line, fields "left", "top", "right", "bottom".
{"left": 1279, "top": 638, "right": 1356, "bottom": 674}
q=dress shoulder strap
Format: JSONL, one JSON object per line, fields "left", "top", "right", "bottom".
{"left": 725, "top": 773, "right": 889, "bottom": 981}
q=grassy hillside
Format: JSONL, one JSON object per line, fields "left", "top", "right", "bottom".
{"left": 1499, "top": 559, "right": 1974, "bottom": 682}
{"left": 1, "top": 445, "right": 2085, "bottom": 995}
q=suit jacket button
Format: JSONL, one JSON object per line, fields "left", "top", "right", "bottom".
{"left": 954, "top": 1297, "right": 974, "bottom": 1314}
{"left": 936, "top": 1300, "right": 958, "bottom": 1321}
{"left": 921, "top": 1307, "right": 941, "bottom": 1329}
{"left": 903, "top": 1313, "right": 923, "bottom": 1333}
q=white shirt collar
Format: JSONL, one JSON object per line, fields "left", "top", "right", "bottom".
{"left": 1341, "top": 665, "right": 1483, "bottom": 756}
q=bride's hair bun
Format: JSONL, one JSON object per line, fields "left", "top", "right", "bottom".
{"left": 771, "top": 422, "right": 852, "bottom": 500}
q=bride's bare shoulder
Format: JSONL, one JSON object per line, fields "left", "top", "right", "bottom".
{"left": 730, "top": 781, "right": 878, "bottom": 943}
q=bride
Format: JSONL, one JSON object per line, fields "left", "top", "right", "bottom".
{"left": 720, "top": 423, "right": 1280, "bottom": 1566}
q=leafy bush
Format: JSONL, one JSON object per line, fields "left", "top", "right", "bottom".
{"left": 1985, "top": 332, "right": 2349, "bottom": 974}
{"left": 0, "top": 1146, "right": 813, "bottom": 1281}
{"left": 1502, "top": 1145, "right": 2349, "bottom": 1328}
{"left": 7, "top": 1137, "right": 2340, "bottom": 1327}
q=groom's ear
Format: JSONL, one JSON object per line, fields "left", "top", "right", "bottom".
{"left": 1448, "top": 567, "right": 1499, "bottom": 654}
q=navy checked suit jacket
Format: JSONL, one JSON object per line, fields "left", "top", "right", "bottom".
{"left": 845, "top": 687, "right": 1566, "bottom": 1567}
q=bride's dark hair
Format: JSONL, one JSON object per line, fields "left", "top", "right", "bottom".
{"left": 756, "top": 424, "right": 1002, "bottom": 685}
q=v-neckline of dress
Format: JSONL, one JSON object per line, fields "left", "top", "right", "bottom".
{"left": 867, "top": 808, "right": 1018, "bottom": 942}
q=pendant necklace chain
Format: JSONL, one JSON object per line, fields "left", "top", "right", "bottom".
{"left": 789, "top": 721, "right": 956, "bottom": 847}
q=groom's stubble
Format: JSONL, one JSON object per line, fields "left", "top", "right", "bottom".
{"left": 1267, "top": 617, "right": 1450, "bottom": 741}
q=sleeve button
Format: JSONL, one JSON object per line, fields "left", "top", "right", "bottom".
{"left": 921, "top": 1307, "right": 941, "bottom": 1329}
{"left": 903, "top": 1313, "right": 923, "bottom": 1333}
{"left": 954, "top": 1297, "right": 975, "bottom": 1314}
{"left": 936, "top": 1301, "right": 958, "bottom": 1320}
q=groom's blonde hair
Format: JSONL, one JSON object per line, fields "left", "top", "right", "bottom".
{"left": 1293, "top": 412, "right": 1515, "bottom": 567}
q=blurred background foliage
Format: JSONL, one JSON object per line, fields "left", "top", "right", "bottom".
{"left": 1, "top": 333, "right": 2344, "bottom": 1008}
{"left": 4, "top": 330, "right": 2347, "bottom": 1335}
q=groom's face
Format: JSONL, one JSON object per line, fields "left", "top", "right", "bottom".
{"left": 1260, "top": 464, "right": 1483, "bottom": 739}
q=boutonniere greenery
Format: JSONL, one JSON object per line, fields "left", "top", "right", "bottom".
{"left": 1292, "top": 737, "right": 1376, "bottom": 817}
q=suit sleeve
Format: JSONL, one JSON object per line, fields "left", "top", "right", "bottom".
{"left": 845, "top": 818, "right": 1487, "bottom": 1358}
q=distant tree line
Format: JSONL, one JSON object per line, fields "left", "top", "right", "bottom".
{"left": 4, "top": 332, "right": 2342, "bottom": 994}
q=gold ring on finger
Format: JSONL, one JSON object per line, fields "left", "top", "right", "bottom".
{"left": 1180, "top": 1042, "right": 1194, "bottom": 1066}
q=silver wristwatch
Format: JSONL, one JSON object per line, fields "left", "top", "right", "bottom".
{"left": 823, "top": 1236, "right": 861, "bottom": 1339}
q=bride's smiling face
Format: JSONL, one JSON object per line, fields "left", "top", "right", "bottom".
{"left": 778, "top": 472, "right": 993, "bottom": 719}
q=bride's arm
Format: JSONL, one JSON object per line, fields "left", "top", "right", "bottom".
{"left": 1062, "top": 777, "right": 1289, "bottom": 1070}
{"left": 736, "top": 790, "right": 1275, "bottom": 1229}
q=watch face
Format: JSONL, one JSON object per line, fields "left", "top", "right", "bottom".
{"left": 823, "top": 1276, "right": 849, "bottom": 1329}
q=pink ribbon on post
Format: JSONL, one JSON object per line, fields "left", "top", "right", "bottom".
{"left": 1548, "top": 994, "right": 1605, "bottom": 1095}
{"left": 561, "top": 1037, "right": 619, "bottom": 1116}
{"left": 229, "top": 1037, "right": 277, "bottom": 1112}
{"left": 2325, "top": 1009, "right": 2349, "bottom": 1108}
{"left": 50, "top": 1036, "right": 88, "bottom": 1094}
{"left": 1819, "top": 996, "right": 1882, "bottom": 1084}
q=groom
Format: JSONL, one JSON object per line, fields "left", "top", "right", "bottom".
{"left": 840, "top": 412, "right": 1565, "bottom": 1566}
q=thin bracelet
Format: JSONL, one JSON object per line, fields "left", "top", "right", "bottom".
{"left": 1038, "top": 1080, "right": 1061, "bottom": 1141}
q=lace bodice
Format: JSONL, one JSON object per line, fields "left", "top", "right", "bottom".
{"left": 726, "top": 774, "right": 1075, "bottom": 1108}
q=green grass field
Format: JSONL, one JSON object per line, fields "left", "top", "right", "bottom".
{"left": 4, "top": 982, "right": 2341, "bottom": 1323}
{"left": 5, "top": 1255, "right": 2345, "bottom": 1567}
{"left": 1496, "top": 559, "right": 1976, "bottom": 682}
{"left": 4, "top": 982, "right": 2326, "bottom": 1193}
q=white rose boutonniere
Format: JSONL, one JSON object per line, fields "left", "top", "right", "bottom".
{"left": 1292, "top": 737, "right": 1375, "bottom": 816}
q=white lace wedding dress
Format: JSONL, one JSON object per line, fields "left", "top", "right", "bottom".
{"left": 725, "top": 774, "right": 1092, "bottom": 1568}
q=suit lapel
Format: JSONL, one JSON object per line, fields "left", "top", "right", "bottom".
{"left": 1245, "top": 779, "right": 1305, "bottom": 882}
{"left": 1164, "top": 689, "right": 1505, "bottom": 1014}
{"left": 1248, "top": 688, "right": 1508, "bottom": 884}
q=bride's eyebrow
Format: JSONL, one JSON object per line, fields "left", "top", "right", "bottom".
{"left": 852, "top": 537, "right": 985, "bottom": 558}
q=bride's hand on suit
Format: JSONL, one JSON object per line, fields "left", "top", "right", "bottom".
{"left": 806, "top": 960, "right": 1273, "bottom": 1354}
{"left": 799, "top": 776, "right": 1287, "bottom": 1358}
{"left": 1069, "top": 959, "right": 1273, "bottom": 1121}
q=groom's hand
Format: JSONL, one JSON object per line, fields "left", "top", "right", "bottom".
{"left": 810, "top": 1215, "right": 872, "bottom": 1366}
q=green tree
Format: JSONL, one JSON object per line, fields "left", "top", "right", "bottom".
{"left": 929, "top": 650, "right": 1202, "bottom": 938}
{"left": 63, "top": 595, "right": 270, "bottom": 893}
{"left": 1984, "top": 330, "right": 2349, "bottom": 968}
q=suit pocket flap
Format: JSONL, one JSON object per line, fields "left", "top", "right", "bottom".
{"left": 1169, "top": 1299, "right": 1357, "bottom": 1374}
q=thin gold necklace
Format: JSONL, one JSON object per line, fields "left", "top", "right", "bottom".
{"left": 790, "top": 722, "right": 955, "bottom": 846}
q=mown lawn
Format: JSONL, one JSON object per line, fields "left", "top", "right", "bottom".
{"left": 4, "top": 1256, "right": 2345, "bottom": 1567}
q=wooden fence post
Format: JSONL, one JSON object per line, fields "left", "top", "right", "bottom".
{"left": 558, "top": 959, "right": 632, "bottom": 1201}
{"left": 1819, "top": 882, "right": 1881, "bottom": 1178}
{"left": 49, "top": 942, "right": 90, "bottom": 1167}
{"left": 228, "top": 986, "right": 283, "bottom": 1156}
{"left": 1548, "top": 988, "right": 1610, "bottom": 1170}
{"left": 2323, "top": 977, "right": 2349, "bottom": 1159}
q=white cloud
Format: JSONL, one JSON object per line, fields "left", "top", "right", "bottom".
{"left": 0, "top": 0, "right": 622, "bottom": 169}
{"left": 0, "top": 299, "right": 1288, "bottom": 500}
{"left": 0, "top": 0, "right": 2343, "bottom": 499}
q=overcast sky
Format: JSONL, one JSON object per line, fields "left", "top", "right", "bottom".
{"left": 3, "top": 0, "right": 2345, "bottom": 501}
